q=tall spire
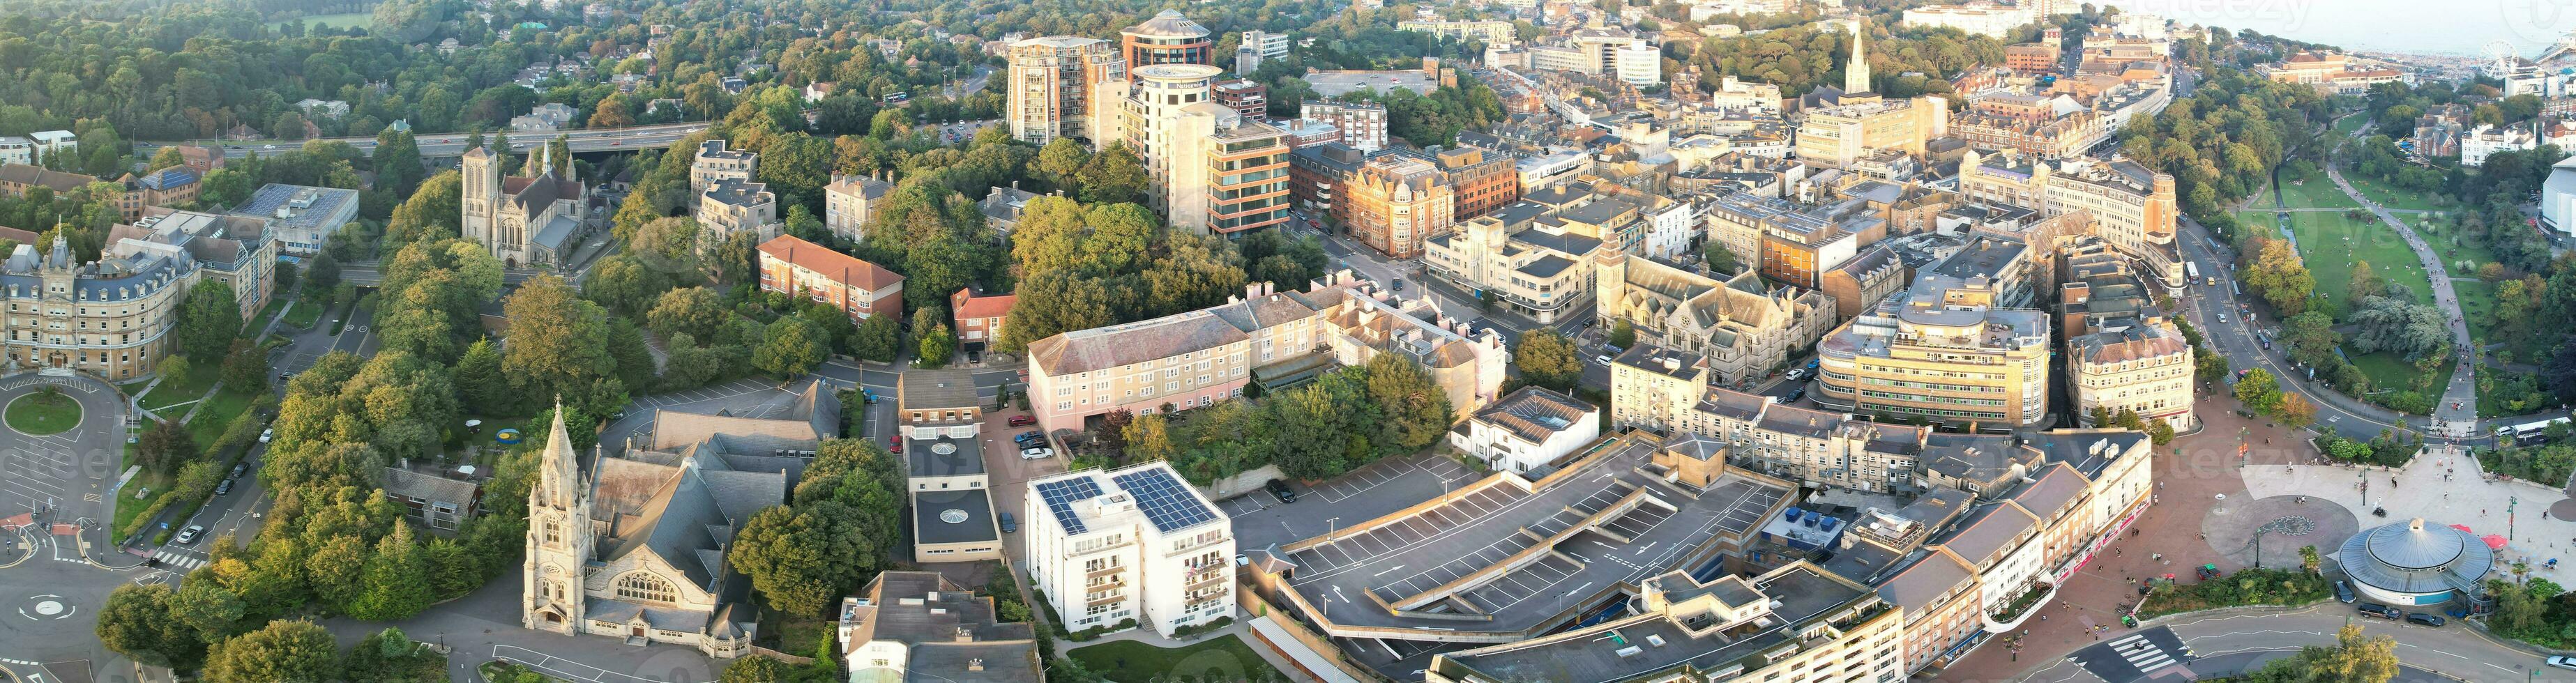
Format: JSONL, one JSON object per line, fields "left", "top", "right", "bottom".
{"left": 1845, "top": 18, "right": 1871, "bottom": 95}
{"left": 538, "top": 396, "right": 581, "bottom": 507}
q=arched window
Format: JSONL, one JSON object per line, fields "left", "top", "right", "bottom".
{"left": 614, "top": 572, "right": 679, "bottom": 604}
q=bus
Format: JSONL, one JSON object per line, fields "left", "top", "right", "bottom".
{"left": 2185, "top": 261, "right": 2201, "bottom": 284}
{"left": 883, "top": 91, "right": 911, "bottom": 103}
{"left": 2496, "top": 417, "right": 2573, "bottom": 443}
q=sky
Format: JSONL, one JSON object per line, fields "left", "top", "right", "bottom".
{"left": 2093, "top": 0, "right": 2576, "bottom": 56}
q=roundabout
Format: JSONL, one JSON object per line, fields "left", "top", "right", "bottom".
{"left": 2, "top": 390, "right": 81, "bottom": 436}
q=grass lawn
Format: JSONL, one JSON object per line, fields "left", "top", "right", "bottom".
{"left": 2347, "top": 350, "right": 2454, "bottom": 400}
{"left": 2239, "top": 208, "right": 2434, "bottom": 319}
{"left": 2250, "top": 167, "right": 2360, "bottom": 210}
{"left": 187, "top": 390, "right": 257, "bottom": 449}
{"left": 2451, "top": 278, "right": 2501, "bottom": 349}
{"left": 6, "top": 391, "right": 82, "bottom": 435}
{"left": 285, "top": 296, "right": 326, "bottom": 328}
{"left": 110, "top": 466, "right": 172, "bottom": 544}
{"left": 139, "top": 362, "right": 222, "bottom": 413}
{"left": 273, "top": 12, "right": 374, "bottom": 29}
{"left": 2335, "top": 112, "right": 2371, "bottom": 136}
{"left": 2340, "top": 170, "right": 2453, "bottom": 213}
{"left": 1068, "top": 634, "right": 1285, "bottom": 683}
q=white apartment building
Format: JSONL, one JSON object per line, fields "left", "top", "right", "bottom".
{"left": 823, "top": 174, "right": 891, "bottom": 243}
{"left": 0, "top": 137, "right": 31, "bottom": 166}
{"left": 690, "top": 139, "right": 756, "bottom": 204}
{"left": 1614, "top": 43, "right": 1662, "bottom": 87}
{"left": 1301, "top": 99, "right": 1388, "bottom": 152}
{"left": 1024, "top": 462, "right": 1236, "bottom": 638}
{"left": 2463, "top": 124, "right": 2540, "bottom": 167}
{"left": 29, "top": 130, "right": 75, "bottom": 158}
{"left": 1122, "top": 64, "right": 1225, "bottom": 214}
{"left": 1449, "top": 387, "right": 1601, "bottom": 474}
{"left": 1902, "top": 1, "right": 2042, "bottom": 38}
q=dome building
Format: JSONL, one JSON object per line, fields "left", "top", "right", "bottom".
{"left": 2336, "top": 518, "right": 2494, "bottom": 607}
{"left": 1121, "top": 10, "right": 1212, "bottom": 73}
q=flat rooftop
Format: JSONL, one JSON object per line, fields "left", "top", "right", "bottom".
{"left": 1307, "top": 70, "right": 1437, "bottom": 98}
{"left": 914, "top": 488, "right": 1001, "bottom": 546}
{"left": 1430, "top": 563, "right": 1874, "bottom": 683}
{"left": 1273, "top": 438, "right": 1789, "bottom": 640}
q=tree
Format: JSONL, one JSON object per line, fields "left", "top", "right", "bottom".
{"left": 203, "top": 620, "right": 341, "bottom": 683}
{"left": 851, "top": 313, "right": 901, "bottom": 362}
{"left": 347, "top": 523, "right": 433, "bottom": 620}
{"left": 305, "top": 249, "right": 342, "bottom": 297}
{"left": 754, "top": 316, "right": 829, "bottom": 379}
{"left": 167, "top": 581, "right": 249, "bottom": 644}
{"left": 2347, "top": 259, "right": 2384, "bottom": 304}
{"left": 454, "top": 338, "right": 509, "bottom": 409}
{"left": 729, "top": 502, "right": 867, "bottom": 615}
{"left": 136, "top": 418, "right": 197, "bottom": 472}
{"left": 1077, "top": 141, "right": 1149, "bottom": 205}
{"left": 374, "top": 129, "right": 424, "bottom": 198}
{"left": 721, "top": 655, "right": 795, "bottom": 683}
{"left": 1365, "top": 353, "right": 1453, "bottom": 455}
{"left": 1125, "top": 413, "right": 1175, "bottom": 463}
{"left": 1097, "top": 408, "right": 1135, "bottom": 453}
{"left": 2278, "top": 392, "right": 2318, "bottom": 427}
{"left": 501, "top": 275, "right": 619, "bottom": 412}
{"left": 2298, "top": 545, "right": 2322, "bottom": 574}
{"left": 914, "top": 322, "right": 955, "bottom": 368}
{"left": 176, "top": 279, "right": 243, "bottom": 361}
{"left": 2349, "top": 296, "right": 2449, "bottom": 359}
{"left": 98, "top": 583, "right": 204, "bottom": 669}
{"left": 1607, "top": 319, "right": 1637, "bottom": 349}
{"left": 1703, "top": 241, "right": 1738, "bottom": 275}
{"left": 220, "top": 340, "right": 269, "bottom": 393}
{"left": 2243, "top": 238, "right": 2317, "bottom": 316}
{"left": 648, "top": 287, "right": 734, "bottom": 344}
{"left": 2234, "top": 368, "right": 2283, "bottom": 413}
{"left": 2242, "top": 624, "right": 2397, "bottom": 683}
{"left": 344, "top": 627, "right": 448, "bottom": 683}
{"left": 1513, "top": 330, "right": 1583, "bottom": 392}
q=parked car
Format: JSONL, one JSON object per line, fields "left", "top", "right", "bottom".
{"left": 175, "top": 525, "right": 205, "bottom": 545}
{"left": 1594, "top": 355, "right": 1614, "bottom": 365}
{"left": 214, "top": 479, "right": 233, "bottom": 496}
{"left": 1266, "top": 479, "right": 1298, "bottom": 502}
{"left": 1786, "top": 387, "right": 1808, "bottom": 403}
{"left": 888, "top": 434, "right": 902, "bottom": 450}
{"left": 1391, "top": 277, "right": 1405, "bottom": 291}
{"left": 1008, "top": 415, "right": 1036, "bottom": 427}
{"left": 2405, "top": 612, "right": 2445, "bottom": 627}
{"left": 1020, "top": 446, "right": 1052, "bottom": 460}
{"left": 2546, "top": 655, "right": 2576, "bottom": 671}
{"left": 259, "top": 429, "right": 273, "bottom": 444}
{"left": 998, "top": 512, "right": 1017, "bottom": 533}
{"left": 229, "top": 463, "right": 247, "bottom": 479}
{"left": 2357, "top": 603, "right": 2400, "bottom": 619}
{"left": 2333, "top": 580, "right": 2355, "bottom": 604}
{"left": 1786, "top": 369, "right": 1808, "bottom": 381}
{"left": 1015, "top": 430, "right": 1045, "bottom": 445}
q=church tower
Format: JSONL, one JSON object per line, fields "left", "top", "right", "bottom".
{"left": 1845, "top": 19, "right": 1872, "bottom": 95}
{"left": 522, "top": 402, "right": 594, "bottom": 635}
{"left": 460, "top": 146, "right": 499, "bottom": 251}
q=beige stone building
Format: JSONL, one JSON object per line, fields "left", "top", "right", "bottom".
{"left": 460, "top": 145, "right": 588, "bottom": 268}
{"left": 1593, "top": 252, "right": 1833, "bottom": 387}
{"left": 688, "top": 139, "right": 755, "bottom": 202}
{"left": 1006, "top": 36, "right": 1127, "bottom": 146}
{"left": 1794, "top": 95, "right": 1949, "bottom": 167}
{"left": 2070, "top": 321, "right": 2194, "bottom": 430}
{"left": 1814, "top": 270, "right": 2053, "bottom": 427}
{"left": 697, "top": 178, "right": 780, "bottom": 254}
{"left": 1, "top": 209, "right": 273, "bottom": 380}
{"left": 1423, "top": 214, "right": 1603, "bottom": 323}
{"left": 1957, "top": 149, "right": 2183, "bottom": 294}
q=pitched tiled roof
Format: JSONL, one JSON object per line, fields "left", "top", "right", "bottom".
{"left": 757, "top": 235, "right": 903, "bottom": 291}
{"left": 1028, "top": 309, "right": 1249, "bottom": 376}
{"left": 1471, "top": 387, "right": 1596, "bottom": 443}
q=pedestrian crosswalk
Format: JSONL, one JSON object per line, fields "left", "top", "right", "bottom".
{"left": 151, "top": 548, "right": 208, "bottom": 571}
{"left": 2106, "top": 631, "right": 2190, "bottom": 674}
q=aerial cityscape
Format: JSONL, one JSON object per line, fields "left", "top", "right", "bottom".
{"left": 3, "top": 0, "right": 2576, "bottom": 682}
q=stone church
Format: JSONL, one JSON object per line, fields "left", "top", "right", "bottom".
{"left": 461, "top": 144, "right": 587, "bottom": 268}
{"left": 520, "top": 405, "right": 781, "bottom": 657}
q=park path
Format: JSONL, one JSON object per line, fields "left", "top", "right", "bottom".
{"left": 2322, "top": 114, "right": 2479, "bottom": 438}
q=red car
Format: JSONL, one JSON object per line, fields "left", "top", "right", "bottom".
{"left": 887, "top": 434, "right": 902, "bottom": 450}
{"left": 1008, "top": 415, "right": 1036, "bottom": 427}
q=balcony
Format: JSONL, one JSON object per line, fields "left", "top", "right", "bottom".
{"left": 1086, "top": 562, "right": 1129, "bottom": 579}
{"left": 1980, "top": 582, "right": 2056, "bottom": 633}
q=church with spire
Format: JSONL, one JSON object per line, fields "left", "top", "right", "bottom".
{"left": 521, "top": 400, "right": 786, "bottom": 658}
{"left": 460, "top": 143, "right": 590, "bottom": 268}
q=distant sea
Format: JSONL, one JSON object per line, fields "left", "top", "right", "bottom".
{"left": 2094, "top": 0, "right": 2576, "bottom": 57}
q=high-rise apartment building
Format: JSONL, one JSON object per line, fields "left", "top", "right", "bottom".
{"left": 690, "top": 139, "right": 756, "bottom": 201}
{"left": 1122, "top": 64, "right": 1289, "bottom": 235}
{"left": 1007, "top": 36, "right": 1126, "bottom": 146}
{"left": 1121, "top": 10, "right": 1212, "bottom": 72}
{"left": 1300, "top": 99, "right": 1388, "bottom": 152}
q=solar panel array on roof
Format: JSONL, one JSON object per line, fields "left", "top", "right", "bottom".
{"left": 1112, "top": 468, "right": 1218, "bottom": 533}
{"left": 1033, "top": 477, "right": 1105, "bottom": 535}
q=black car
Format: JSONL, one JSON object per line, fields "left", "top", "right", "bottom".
{"left": 229, "top": 462, "right": 248, "bottom": 480}
{"left": 2406, "top": 613, "right": 2445, "bottom": 627}
{"left": 2357, "top": 603, "right": 2401, "bottom": 619}
{"left": 2333, "top": 580, "right": 2356, "bottom": 604}
{"left": 1785, "top": 387, "right": 1807, "bottom": 403}
{"left": 1266, "top": 479, "right": 1298, "bottom": 502}
{"left": 1391, "top": 277, "right": 1405, "bottom": 291}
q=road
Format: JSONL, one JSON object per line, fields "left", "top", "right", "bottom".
{"left": 2015, "top": 606, "right": 2576, "bottom": 683}
{"left": 2177, "top": 219, "right": 2409, "bottom": 440}
{"left": 2322, "top": 116, "right": 2482, "bottom": 438}
{"left": 0, "top": 374, "right": 138, "bottom": 683}
{"left": 134, "top": 121, "right": 713, "bottom": 159}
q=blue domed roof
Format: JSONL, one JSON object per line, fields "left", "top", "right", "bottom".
{"left": 2338, "top": 518, "right": 2492, "bottom": 596}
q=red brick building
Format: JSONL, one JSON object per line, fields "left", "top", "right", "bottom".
{"left": 950, "top": 286, "right": 1017, "bottom": 353}
{"left": 757, "top": 235, "right": 906, "bottom": 322}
